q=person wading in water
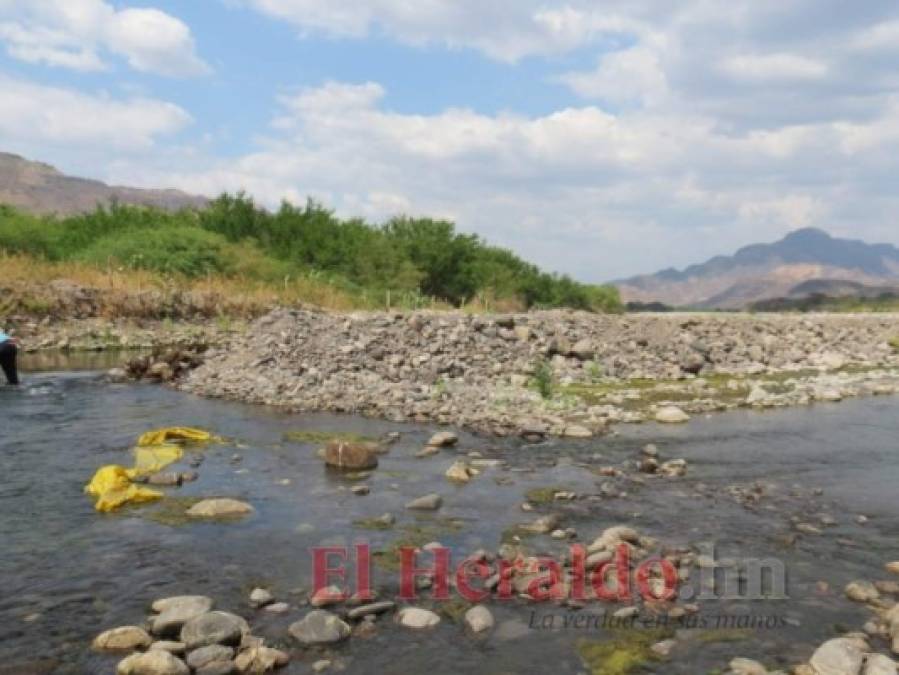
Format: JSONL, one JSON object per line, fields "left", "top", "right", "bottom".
{"left": 0, "top": 329, "right": 19, "bottom": 385}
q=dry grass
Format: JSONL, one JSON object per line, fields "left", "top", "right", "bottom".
{"left": 1, "top": 252, "right": 364, "bottom": 318}
{"left": 1, "top": 253, "right": 518, "bottom": 319}
{"left": 460, "top": 290, "right": 527, "bottom": 314}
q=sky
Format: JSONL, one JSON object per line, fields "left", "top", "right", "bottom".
{"left": 2, "top": 1, "right": 899, "bottom": 281}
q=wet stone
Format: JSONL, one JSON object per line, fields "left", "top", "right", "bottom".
{"left": 116, "top": 650, "right": 190, "bottom": 675}
{"left": 185, "top": 499, "right": 254, "bottom": 519}
{"left": 289, "top": 610, "right": 351, "bottom": 645}
{"left": 180, "top": 612, "right": 247, "bottom": 650}
{"left": 405, "top": 493, "right": 443, "bottom": 510}
{"left": 93, "top": 626, "right": 153, "bottom": 652}
{"left": 186, "top": 645, "right": 234, "bottom": 670}
{"left": 397, "top": 607, "right": 441, "bottom": 629}
{"left": 151, "top": 596, "right": 214, "bottom": 637}
{"left": 428, "top": 431, "right": 459, "bottom": 447}
{"left": 346, "top": 601, "right": 396, "bottom": 620}
{"left": 249, "top": 588, "right": 274, "bottom": 608}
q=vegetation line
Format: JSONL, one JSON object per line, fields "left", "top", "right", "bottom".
{"left": 0, "top": 194, "right": 621, "bottom": 314}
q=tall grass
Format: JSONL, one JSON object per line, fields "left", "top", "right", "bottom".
{"left": 1, "top": 252, "right": 362, "bottom": 317}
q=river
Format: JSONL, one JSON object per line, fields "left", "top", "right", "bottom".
{"left": 1, "top": 357, "right": 896, "bottom": 674}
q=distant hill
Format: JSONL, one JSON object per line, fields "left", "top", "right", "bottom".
{"left": 0, "top": 152, "right": 207, "bottom": 215}
{"left": 616, "top": 228, "right": 899, "bottom": 309}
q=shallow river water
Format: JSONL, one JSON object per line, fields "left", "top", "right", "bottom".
{"left": 1, "top": 358, "right": 897, "bottom": 674}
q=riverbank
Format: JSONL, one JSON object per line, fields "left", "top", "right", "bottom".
{"left": 176, "top": 309, "right": 899, "bottom": 437}
{"left": 14, "top": 315, "right": 235, "bottom": 354}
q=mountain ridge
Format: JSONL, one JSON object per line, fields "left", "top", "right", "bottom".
{"left": 0, "top": 152, "right": 208, "bottom": 215}
{"left": 616, "top": 228, "right": 899, "bottom": 308}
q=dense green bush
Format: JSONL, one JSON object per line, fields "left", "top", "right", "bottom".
{"left": 0, "top": 204, "right": 65, "bottom": 258}
{"left": 77, "top": 226, "right": 234, "bottom": 277}
{"left": 0, "top": 195, "right": 622, "bottom": 312}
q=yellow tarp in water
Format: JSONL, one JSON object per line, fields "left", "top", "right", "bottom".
{"left": 84, "top": 465, "right": 164, "bottom": 512}
{"left": 131, "top": 445, "right": 183, "bottom": 475}
{"left": 85, "top": 427, "right": 214, "bottom": 513}
{"left": 137, "top": 427, "right": 213, "bottom": 447}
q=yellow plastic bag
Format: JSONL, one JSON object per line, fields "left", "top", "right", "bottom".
{"left": 130, "top": 445, "right": 184, "bottom": 476}
{"left": 84, "top": 465, "right": 163, "bottom": 513}
{"left": 137, "top": 427, "right": 213, "bottom": 447}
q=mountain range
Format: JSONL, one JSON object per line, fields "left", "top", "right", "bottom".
{"left": 0, "top": 152, "right": 207, "bottom": 215}
{"left": 616, "top": 228, "right": 899, "bottom": 308}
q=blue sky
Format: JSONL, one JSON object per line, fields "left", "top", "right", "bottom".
{"left": 2, "top": 1, "right": 899, "bottom": 281}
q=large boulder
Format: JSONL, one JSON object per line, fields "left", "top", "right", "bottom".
{"left": 288, "top": 610, "right": 351, "bottom": 645}
{"left": 323, "top": 441, "right": 379, "bottom": 470}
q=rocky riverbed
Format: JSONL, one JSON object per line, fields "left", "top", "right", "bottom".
{"left": 178, "top": 309, "right": 899, "bottom": 437}
{"left": 4, "top": 363, "right": 899, "bottom": 674}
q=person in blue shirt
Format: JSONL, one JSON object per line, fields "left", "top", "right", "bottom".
{"left": 0, "top": 329, "right": 19, "bottom": 385}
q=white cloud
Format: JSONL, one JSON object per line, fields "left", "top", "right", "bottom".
{"left": 244, "top": 0, "right": 654, "bottom": 61}
{"left": 851, "top": 19, "right": 899, "bottom": 51}
{"left": 107, "top": 73, "right": 899, "bottom": 280}
{"left": 559, "top": 46, "right": 669, "bottom": 107}
{"left": 0, "top": 0, "right": 208, "bottom": 76}
{"left": 720, "top": 53, "right": 829, "bottom": 82}
{"left": 8, "top": 0, "right": 899, "bottom": 280}
{"left": 0, "top": 74, "right": 191, "bottom": 150}
{"left": 105, "top": 8, "right": 209, "bottom": 76}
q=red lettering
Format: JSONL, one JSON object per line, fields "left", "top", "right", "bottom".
{"left": 636, "top": 558, "right": 678, "bottom": 601}
{"left": 590, "top": 544, "right": 632, "bottom": 602}
{"left": 455, "top": 557, "right": 491, "bottom": 603}
{"left": 569, "top": 544, "right": 587, "bottom": 601}
{"left": 527, "top": 558, "right": 564, "bottom": 601}
{"left": 398, "top": 546, "right": 450, "bottom": 600}
{"left": 354, "top": 543, "right": 373, "bottom": 601}
{"left": 312, "top": 546, "right": 348, "bottom": 600}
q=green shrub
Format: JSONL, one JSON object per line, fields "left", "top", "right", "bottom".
{"left": 531, "top": 359, "right": 555, "bottom": 400}
{"left": 77, "top": 226, "right": 234, "bottom": 277}
{"left": 0, "top": 207, "right": 65, "bottom": 258}
{"left": 0, "top": 196, "right": 623, "bottom": 312}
